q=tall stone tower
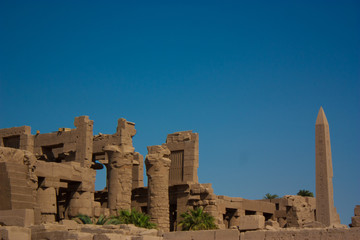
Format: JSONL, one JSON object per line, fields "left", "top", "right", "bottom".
{"left": 315, "top": 107, "right": 340, "bottom": 226}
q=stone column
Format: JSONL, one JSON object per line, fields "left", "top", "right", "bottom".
{"left": 104, "top": 145, "right": 133, "bottom": 214}
{"left": 145, "top": 144, "right": 171, "bottom": 232}
{"left": 315, "top": 107, "right": 340, "bottom": 226}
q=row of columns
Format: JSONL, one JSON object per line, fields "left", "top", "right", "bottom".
{"left": 104, "top": 143, "right": 171, "bottom": 231}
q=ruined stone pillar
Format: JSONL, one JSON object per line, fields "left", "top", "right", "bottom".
{"left": 74, "top": 116, "right": 93, "bottom": 168}
{"left": 104, "top": 145, "right": 133, "bottom": 214}
{"left": 37, "top": 187, "right": 57, "bottom": 223}
{"left": 315, "top": 107, "right": 340, "bottom": 226}
{"left": 132, "top": 152, "right": 144, "bottom": 189}
{"left": 145, "top": 145, "right": 171, "bottom": 232}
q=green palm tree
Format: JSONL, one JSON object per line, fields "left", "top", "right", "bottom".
{"left": 263, "top": 193, "right": 279, "bottom": 199}
{"left": 108, "top": 209, "right": 156, "bottom": 229}
{"left": 178, "top": 207, "right": 217, "bottom": 231}
{"left": 297, "top": 189, "right": 314, "bottom": 197}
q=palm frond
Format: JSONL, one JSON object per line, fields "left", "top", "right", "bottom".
{"left": 297, "top": 189, "right": 314, "bottom": 197}
{"left": 178, "top": 207, "right": 217, "bottom": 231}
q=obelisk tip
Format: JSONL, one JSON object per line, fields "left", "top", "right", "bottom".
{"left": 316, "top": 107, "right": 328, "bottom": 125}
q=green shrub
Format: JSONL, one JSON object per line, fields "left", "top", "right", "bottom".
{"left": 178, "top": 207, "right": 217, "bottom": 231}
{"left": 73, "top": 214, "right": 109, "bottom": 225}
{"left": 108, "top": 209, "right": 156, "bottom": 229}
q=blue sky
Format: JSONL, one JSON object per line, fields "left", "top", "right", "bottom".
{"left": 0, "top": 1, "right": 359, "bottom": 225}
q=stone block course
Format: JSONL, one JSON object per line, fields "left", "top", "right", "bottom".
{"left": 214, "top": 229, "right": 240, "bottom": 239}
{"left": 0, "top": 226, "right": 31, "bottom": 240}
{"left": 132, "top": 236, "right": 163, "bottom": 240}
{"left": 163, "top": 229, "right": 239, "bottom": 240}
{"left": 351, "top": 216, "right": 360, "bottom": 227}
{"left": 238, "top": 215, "right": 265, "bottom": 231}
{"left": 94, "top": 233, "right": 131, "bottom": 240}
{"left": 0, "top": 209, "right": 34, "bottom": 227}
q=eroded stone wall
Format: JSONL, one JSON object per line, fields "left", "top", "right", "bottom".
{"left": 165, "top": 131, "right": 199, "bottom": 186}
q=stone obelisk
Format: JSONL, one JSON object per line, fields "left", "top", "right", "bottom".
{"left": 315, "top": 107, "right": 340, "bottom": 226}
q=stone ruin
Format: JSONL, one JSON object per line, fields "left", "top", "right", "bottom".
{"left": 0, "top": 108, "right": 359, "bottom": 240}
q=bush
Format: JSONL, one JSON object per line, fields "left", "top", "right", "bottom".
{"left": 178, "top": 207, "right": 217, "bottom": 231}
{"left": 73, "top": 214, "right": 109, "bottom": 225}
{"left": 108, "top": 209, "right": 156, "bottom": 229}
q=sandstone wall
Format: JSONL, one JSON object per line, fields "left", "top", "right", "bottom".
{"left": 1, "top": 224, "right": 360, "bottom": 240}
{"left": 241, "top": 228, "right": 360, "bottom": 240}
{"left": 165, "top": 131, "right": 199, "bottom": 186}
{"left": 351, "top": 205, "right": 360, "bottom": 227}
{"left": 163, "top": 228, "right": 360, "bottom": 240}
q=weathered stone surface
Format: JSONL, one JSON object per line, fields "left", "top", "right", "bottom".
{"left": 139, "top": 229, "right": 158, "bottom": 236}
{"left": 80, "top": 225, "right": 124, "bottom": 234}
{"left": 0, "top": 148, "right": 38, "bottom": 212}
{"left": 163, "top": 229, "right": 239, "bottom": 240}
{"left": 352, "top": 216, "right": 360, "bottom": 227}
{"left": 131, "top": 236, "right": 163, "bottom": 240}
{"left": 355, "top": 205, "right": 360, "bottom": 216}
{"left": 30, "top": 223, "right": 68, "bottom": 233}
{"left": 59, "top": 219, "right": 80, "bottom": 230}
{"left": 146, "top": 144, "right": 171, "bottom": 232}
{"left": 302, "top": 221, "right": 326, "bottom": 228}
{"left": 315, "top": 107, "right": 340, "bottom": 226}
{"left": 165, "top": 131, "right": 199, "bottom": 186}
{"left": 238, "top": 215, "right": 265, "bottom": 230}
{"left": 163, "top": 230, "right": 211, "bottom": 240}
{"left": 240, "top": 228, "right": 360, "bottom": 240}
{"left": 214, "top": 229, "right": 239, "bottom": 239}
{"left": 93, "top": 233, "right": 131, "bottom": 240}
{"left": 162, "top": 231, "right": 192, "bottom": 240}
{"left": 0, "top": 226, "right": 31, "bottom": 240}
{"left": 133, "top": 152, "right": 144, "bottom": 189}
{"left": 69, "top": 191, "right": 95, "bottom": 217}
{"left": 242, "top": 230, "right": 266, "bottom": 240}
{"left": 0, "top": 126, "right": 33, "bottom": 151}
{"left": 37, "top": 187, "right": 57, "bottom": 215}
{"left": 32, "top": 230, "right": 93, "bottom": 240}
{"left": 265, "top": 219, "right": 280, "bottom": 229}
{"left": 74, "top": 116, "right": 94, "bottom": 168}
{"left": 104, "top": 144, "right": 134, "bottom": 213}
{"left": 285, "top": 195, "right": 316, "bottom": 227}
{"left": 0, "top": 209, "right": 34, "bottom": 227}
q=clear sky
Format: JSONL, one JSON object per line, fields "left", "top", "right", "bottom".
{"left": 0, "top": 0, "right": 359, "bottom": 225}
